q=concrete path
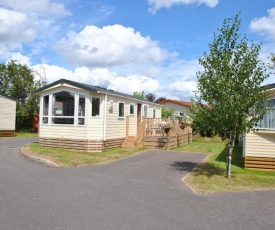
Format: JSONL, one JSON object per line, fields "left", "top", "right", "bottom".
{"left": 0, "top": 138, "right": 274, "bottom": 230}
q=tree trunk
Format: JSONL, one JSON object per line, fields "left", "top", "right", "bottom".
{"left": 226, "top": 131, "right": 234, "bottom": 179}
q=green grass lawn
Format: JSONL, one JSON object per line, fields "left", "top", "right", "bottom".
{"left": 0, "top": 132, "right": 38, "bottom": 139}
{"left": 174, "top": 135, "right": 275, "bottom": 193}
{"left": 25, "top": 142, "right": 147, "bottom": 167}
{"left": 15, "top": 132, "right": 38, "bottom": 138}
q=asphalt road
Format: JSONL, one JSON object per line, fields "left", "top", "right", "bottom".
{"left": 0, "top": 138, "right": 274, "bottom": 230}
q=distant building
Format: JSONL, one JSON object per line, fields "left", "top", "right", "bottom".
{"left": 160, "top": 99, "right": 192, "bottom": 117}
{"left": 243, "top": 83, "right": 275, "bottom": 171}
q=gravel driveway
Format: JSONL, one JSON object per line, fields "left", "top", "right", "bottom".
{"left": 0, "top": 138, "right": 274, "bottom": 230}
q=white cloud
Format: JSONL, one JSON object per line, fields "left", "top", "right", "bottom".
{"left": 32, "top": 64, "right": 75, "bottom": 83}
{"left": 157, "top": 80, "right": 197, "bottom": 101}
{"left": 147, "top": 0, "right": 219, "bottom": 13}
{"left": 164, "top": 59, "right": 201, "bottom": 81}
{"left": 151, "top": 58, "right": 201, "bottom": 100}
{"left": 0, "top": 8, "right": 36, "bottom": 43}
{"left": 249, "top": 8, "right": 275, "bottom": 85}
{"left": 0, "top": 7, "right": 46, "bottom": 59}
{"left": 32, "top": 65, "right": 160, "bottom": 95}
{"left": 108, "top": 75, "right": 159, "bottom": 94}
{"left": 31, "top": 59, "right": 201, "bottom": 101}
{"left": 250, "top": 7, "right": 275, "bottom": 40}
{"left": 0, "top": 0, "right": 70, "bottom": 17}
{"left": 0, "top": 0, "right": 70, "bottom": 59}
{"left": 55, "top": 24, "right": 176, "bottom": 67}
{"left": 169, "top": 80, "right": 197, "bottom": 93}
{"left": 7, "top": 52, "right": 32, "bottom": 66}
{"left": 0, "top": 43, "right": 22, "bottom": 60}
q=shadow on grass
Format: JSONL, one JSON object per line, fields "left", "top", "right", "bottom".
{"left": 215, "top": 146, "right": 244, "bottom": 169}
{"left": 193, "top": 163, "right": 225, "bottom": 178}
{"left": 170, "top": 144, "right": 244, "bottom": 178}
{"left": 170, "top": 161, "right": 226, "bottom": 178}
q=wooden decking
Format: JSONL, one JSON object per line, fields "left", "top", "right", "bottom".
{"left": 124, "top": 117, "right": 192, "bottom": 150}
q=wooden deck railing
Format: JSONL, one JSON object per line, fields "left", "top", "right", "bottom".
{"left": 136, "top": 118, "right": 193, "bottom": 149}
{"left": 136, "top": 119, "right": 145, "bottom": 147}
{"left": 141, "top": 118, "right": 191, "bottom": 137}
{"left": 124, "top": 117, "right": 192, "bottom": 149}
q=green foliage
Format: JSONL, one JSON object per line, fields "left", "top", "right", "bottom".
{"left": 190, "top": 102, "right": 217, "bottom": 137}
{"left": 0, "top": 60, "right": 46, "bottom": 130}
{"left": 194, "top": 13, "right": 269, "bottom": 143}
{"left": 162, "top": 107, "right": 174, "bottom": 118}
{"left": 133, "top": 91, "right": 145, "bottom": 99}
{"left": 193, "top": 13, "right": 269, "bottom": 178}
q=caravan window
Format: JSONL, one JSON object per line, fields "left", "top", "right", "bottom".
{"left": 41, "top": 91, "right": 86, "bottom": 126}
{"left": 257, "top": 99, "right": 275, "bottom": 129}
{"left": 130, "top": 104, "right": 135, "bottom": 115}
{"left": 52, "top": 91, "right": 75, "bottom": 125}
{"left": 118, "top": 102, "right": 125, "bottom": 118}
{"left": 92, "top": 97, "right": 100, "bottom": 117}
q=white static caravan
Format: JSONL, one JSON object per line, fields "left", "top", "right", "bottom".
{"left": 0, "top": 94, "right": 16, "bottom": 137}
{"left": 243, "top": 83, "right": 275, "bottom": 171}
{"left": 34, "top": 79, "right": 162, "bottom": 152}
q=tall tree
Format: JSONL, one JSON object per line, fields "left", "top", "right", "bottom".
{"left": 0, "top": 60, "right": 45, "bottom": 130}
{"left": 193, "top": 13, "right": 269, "bottom": 178}
{"left": 1, "top": 60, "right": 34, "bottom": 103}
{"left": 145, "top": 93, "right": 156, "bottom": 102}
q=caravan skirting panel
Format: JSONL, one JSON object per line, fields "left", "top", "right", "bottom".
{"left": 0, "top": 130, "right": 15, "bottom": 137}
{"left": 39, "top": 137, "right": 125, "bottom": 152}
{"left": 245, "top": 156, "right": 275, "bottom": 172}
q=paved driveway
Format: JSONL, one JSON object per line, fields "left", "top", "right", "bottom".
{"left": 0, "top": 138, "right": 274, "bottom": 230}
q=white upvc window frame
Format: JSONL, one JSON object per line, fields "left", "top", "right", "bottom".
{"left": 142, "top": 104, "right": 148, "bottom": 118}
{"left": 77, "top": 94, "right": 86, "bottom": 126}
{"left": 118, "top": 101, "right": 125, "bottom": 118}
{"left": 256, "top": 97, "right": 275, "bottom": 130}
{"left": 41, "top": 94, "right": 50, "bottom": 124}
{"left": 51, "top": 90, "right": 75, "bottom": 126}
{"left": 40, "top": 90, "right": 87, "bottom": 127}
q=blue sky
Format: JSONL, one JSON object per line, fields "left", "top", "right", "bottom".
{"left": 0, "top": 0, "right": 275, "bottom": 100}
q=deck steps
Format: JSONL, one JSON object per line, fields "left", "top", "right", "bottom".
{"left": 122, "top": 136, "right": 138, "bottom": 149}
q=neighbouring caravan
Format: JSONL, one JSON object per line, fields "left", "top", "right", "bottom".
{"left": 0, "top": 94, "right": 16, "bottom": 137}
{"left": 243, "top": 83, "right": 275, "bottom": 171}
